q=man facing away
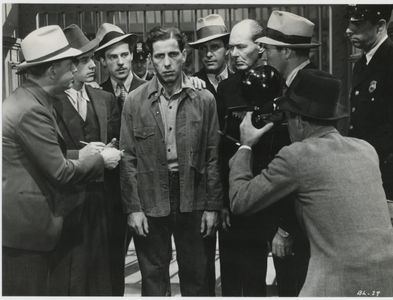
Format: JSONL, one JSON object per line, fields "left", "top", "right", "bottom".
{"left": 120, "top": 26, "right": 223, "bottom": 296}
{"left": 2, "top": 25, "right": 121, "bottom": 296}
{"left": 49, "top": 24, "right": 121, "bottom": 296}
{"left": 229, "top": 68, "right": 393, "bottom": 296}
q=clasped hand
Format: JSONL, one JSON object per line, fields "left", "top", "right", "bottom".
{"left": 79, "top": 138, "right": 122, "bottom": 169}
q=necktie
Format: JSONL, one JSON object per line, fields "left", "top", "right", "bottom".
{"left": 76, "top": 90, "right": 87, "bottom": 121}
{"left": 118, "top": 83, "right": 127, "bottom": 107}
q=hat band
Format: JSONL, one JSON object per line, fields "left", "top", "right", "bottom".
{"left": 25, "top": 44, "right": 71, "bottom": 63}
{"left": 196, "top": 25, "right": 228, "bottom": 40}
{"left": 266, "top": 27, "right": 312, "bottom": 45}
{"left": 99, "top": 31, "right": 126, "bottom": 47}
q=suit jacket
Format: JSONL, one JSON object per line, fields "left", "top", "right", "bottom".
{"left": 2, "top": 80, "right": 104, "bottom": 252}
{"left": 100, "top": 73, "right": 146, "bottom": 99}
{"left": 194, "top": 68, "right": 219, "bottom": 100}
{"left": 53, "top": 86, "right": 121, "bottom": 214}
{"left": 349, "top": 38, "right": 393, "bottom": 198}
{"left": 216, "top": 71, "right": 290, "bottom": 237}
{"left": 229, "top": 127, "right": 393, "bottom": 296}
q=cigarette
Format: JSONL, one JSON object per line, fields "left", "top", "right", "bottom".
{"left": 79, "top": 141, "right": 88, "bottom": 145}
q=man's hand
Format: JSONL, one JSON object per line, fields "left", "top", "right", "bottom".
{"left": 79, "top": 142, "right": 105, "bottom": 160}
{"left": 272, "top": 227, "right": 294, "bottom": 258}
{"left": 220, "top": 208, "right": 231, "bottom": 231}
{"left": 85, "top": 81, "right": 102, "bottom": 89}
{"left": 240, "top": 112, "right": 274, "bottom": 147}
{"left": 100, "top": 147, "right": 122, "bottom": 169}
{"left": 106, "top": 138, "right": 119, "bottom": 149}
{"left": 200, "top": 211, "right": 218, "bottom": 238}
{"left": 189, "top": 76, "right": 206, "bottom": 90}
{"left": 128, "top": 212, "right": 149, "bottom": 237}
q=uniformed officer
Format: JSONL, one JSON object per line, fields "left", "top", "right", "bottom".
{"left": 346, "top": 5, "right": 393, "bottom": 199}
{"left": 132, "top": 41, "right": 154, "bottom": 80}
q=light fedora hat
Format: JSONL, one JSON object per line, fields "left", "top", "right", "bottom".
{"left": 94, "top": 23, "right": 137, "bottom": 56}
{"left": 189, "top": 14, "right": 229, "bottom": 48}
{"left": 17, "top": 25, "right": 81, "bottom": 70}
{"left": 63, "top": 24, "right": 99, "bottom": 54}
{"left": 256, "top": 11, "right": 320, "bottom": 48}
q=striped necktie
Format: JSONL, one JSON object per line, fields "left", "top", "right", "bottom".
{"left": 118, "top": 83, "right": 127, "bottom": 107}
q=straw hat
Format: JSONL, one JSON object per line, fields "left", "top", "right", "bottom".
{"left": 256, "top": 11, "right": 320, "bottom": 48}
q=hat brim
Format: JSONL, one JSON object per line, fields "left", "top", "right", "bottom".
{"left": 95, "top": 33, "right": 137, "bottom": 55}
{"left": 78, "top": 38, "right": 100, "bottom": 55}
{"left": 189, "top": 33, "right": 230, "bottom": 48}
{"left": 17, "top": 47, "right": 82, "bottom": 70}
{"left": 256, "top": 36, "right": 320, "bottom": 48}
{"left": 277, "top": 95, "right": 348, "bottom": 120}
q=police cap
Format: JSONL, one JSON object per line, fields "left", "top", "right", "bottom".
{"left": 133, "top": 41, "right": 150, "bottom": 62}
{"left": 346, "top": 5, "right": 392, "bottom": 24}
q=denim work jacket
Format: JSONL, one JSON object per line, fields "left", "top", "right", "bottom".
{"left": 120, "top": 75, "right": 223, "bottom": 217}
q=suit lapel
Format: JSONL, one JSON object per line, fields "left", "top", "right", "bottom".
{"left": 86, "top": 86, "right": 107, "bottom": 143}
{"left": 53, "top": 93, "right": 84, "bottom": 148}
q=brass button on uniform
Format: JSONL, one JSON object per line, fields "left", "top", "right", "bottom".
{"left": 352, "top": 107, "right": 356, "bottom": 113}
{"left": 349, "top": 125, "right": 354, "bottom": 130}
{"left": 355, "top": 90, "right": 360, "bottom": 96}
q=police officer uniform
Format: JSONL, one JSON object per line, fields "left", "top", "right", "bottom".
{"left": 347, "top": 5, "right": 393, "bottom": 199}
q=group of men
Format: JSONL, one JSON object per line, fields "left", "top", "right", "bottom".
{"left": 3, "top": 4, "right": 393, "bottom": 297}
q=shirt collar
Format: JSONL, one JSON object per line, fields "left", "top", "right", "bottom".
{"left": 65, "top": 84, "right": 90, "bottom": 104}
{"left": 207, "top": 66, "right": 229, "bottom": 85}
{"left": 365, "top": 34, "right": 388, "bottom": 65}
{"left": 110, "top": 71, "right": 134, "bottom": 94}
{"left": 155, "top": 72, "right": 195, "bottom": 100}
{"left": 286, "top": 59, "right": 311, "bottom": 87}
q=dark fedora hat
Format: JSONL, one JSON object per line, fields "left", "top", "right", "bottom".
{"left": 276, "top": 69, "right": 348, "bottom": 120}
{"left": 63, "top": 24, "right": 99, "bottom": 54}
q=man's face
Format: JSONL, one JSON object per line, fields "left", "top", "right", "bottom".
{"left": 132, "top": 58, "right": 148, "bottom": 78}
{"left": 52, "top": 58, "right": 77, "bottom": 93}
{"left": 74, "top": 51, "right": 96, "bottom": 84}
{"left": 101, "top": 42, "right": 132, "bottom": 81}
{"left": 229, "top": 28, "right": 260, "bottom": 71}
{"left": 262, "top": 45, "right": 287, "bottom": 74}
{"left": 151, "top": 38, "right": 185, "bottom": 85}
{"left": 346, "top": 20, "right": 378, "bottom": 50}
{"left": 198, "top": 38, "right": 227, "bottom": 74}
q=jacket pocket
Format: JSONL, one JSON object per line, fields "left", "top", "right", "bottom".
{"left": 134, "top": 126, "right": 156, "bottom": 154}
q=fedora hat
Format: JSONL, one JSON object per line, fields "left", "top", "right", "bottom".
{"left": 63, "top": 24, "right": 99, "bottom": 55}
{"left": 276, "top": 69, "right": 348, "bottom": 120}
{"left": 94, "top": 23, "right": 137, "bottom": 57}
{"left": 189, "top": 14, "right": 229, "bottom": 48}
{"left": 256, "top": 11, "right": 320, "bottom": 48}
{"left": 17, "top": 25, "right": 81, "bottom": 70}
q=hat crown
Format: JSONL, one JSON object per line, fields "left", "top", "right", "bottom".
{"left": 279, "top": 69, "right": 343, "bottom": 120}
{"left": 63, "top": 24, "right": 90, "bottom": 50}
{"left": 21, "top": 25, "right": 70, "bottom": 62}
{"left": 268, "top": 11, "right": 314, "bottom": 37}
{"left": 196, "top": 14, "right": 227, "bottom": 31}
{"left": 96, "top": 23, "right": 125, "bottom": 42}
